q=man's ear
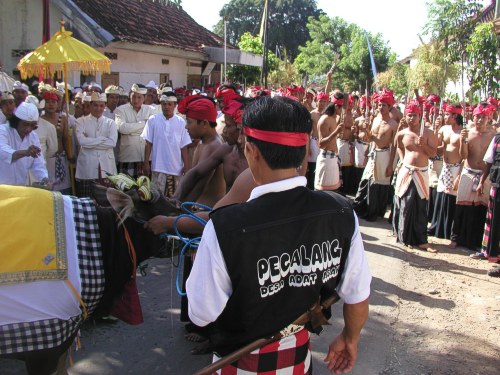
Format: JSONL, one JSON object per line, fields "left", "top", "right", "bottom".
{"left": 244, "top": 141, "right": 259, "bottom": 162}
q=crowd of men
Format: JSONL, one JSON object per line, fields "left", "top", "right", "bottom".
{"left": 1, "top": 74, "right": 499, "bottom": 373}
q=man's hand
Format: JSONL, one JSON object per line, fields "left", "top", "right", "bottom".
{"left": 385, "top": 164, "right": 393, "bottom": 178}
{"left": 144, "top": 215, "right": 172, "bottom": 235}
{"left": 26, "top": 145, "right": 42, "bottom": 158}
{"left": 324, "top": 331, "right": 359, "bottom": 374}
{"left": 476, "top": 181, "right": 484, "bottom": 195}
{"left": 453, "top": 175, "right": 460, "bottom": 191}
{"left": 415, "top": 136, "right": 425, "bottom": 146}
{"left": 398, "top": 118, "right": 407, "bottom": 132}
{"left": 142, "top": 161, "right": 151, "bottom": 176}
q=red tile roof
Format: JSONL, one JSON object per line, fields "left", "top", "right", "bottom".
{"left": 71, "top": 0, "right": 230, "bottom": 53}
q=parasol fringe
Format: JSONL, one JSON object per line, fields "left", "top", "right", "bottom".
{"left": 19, "top": 60, "right": 111, "bottom": 80}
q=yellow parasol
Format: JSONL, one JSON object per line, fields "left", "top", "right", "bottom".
{"left": 17, "top": 20, "right": 111, "bottom": 194}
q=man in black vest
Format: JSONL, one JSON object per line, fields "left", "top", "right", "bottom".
{"left": 186, "top": 96, "right": 371, "bottom": 374}
{"left": 478, "top": 133, "right": 500, "bottom": 277}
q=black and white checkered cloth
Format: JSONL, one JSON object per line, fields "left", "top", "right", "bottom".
{"left": 0, "top": 197, "right": 105, "bottom": 355}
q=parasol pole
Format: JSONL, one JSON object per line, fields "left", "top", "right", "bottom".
{"left": 63, "top": 60, "right": 76, "bottom": 195}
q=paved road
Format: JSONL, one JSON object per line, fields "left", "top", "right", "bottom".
{"left": 2, "top": 217, "right": 498, "bottom": 374}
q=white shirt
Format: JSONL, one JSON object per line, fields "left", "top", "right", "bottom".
{"left": 483, "top": 136, "right": 497, "bottom": 164}
{"left": 0, "top": 112, "right": 6, "bottom": 124}
{"left": 0, "top": 123, "right": 48, "bottom": 185}
{"left": 75, "top": 114, "right": 118, "bottom": 179}
{"left": 103, "top": 106, "right": 116, "bottom": 120}
{"left": 115, "top": 103, "right": 156, "bottom": 162}
{"left": 141, "top": 113, "right": 191, "bottom": 176}
{"left": 35, "top": 118, "right": 58, "bottom": 164}
{"left": 187, "top": 176, "right": 372, "bottom": 327}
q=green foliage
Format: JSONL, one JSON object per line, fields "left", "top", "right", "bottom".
{"left": 466, "top": 22, "right": 499, "bottom": 96}
{"left": 213, "top": 0, "right": 322, "bottom": 60}
{"left": 294, "top": 15, "right": 393, "bottom": 92}
{"left": 268, "top": 49, "right": 301, "bottom": 87}
{"left": 227, "top": 32, "right": 279, "bottom": 85}
{"left": 407, "top": 42, "right": 460, "bottom": 96}
{"left": 376, "top": 62, "right": 409, "bottom": 98}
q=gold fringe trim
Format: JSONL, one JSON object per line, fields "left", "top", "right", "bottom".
{"left": 18, "top": 60, "right": 111, "bottom": 80}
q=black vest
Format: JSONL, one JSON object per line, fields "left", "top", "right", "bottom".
{"left": 490, "top": 133, "right": 500, "bottom": 187}
{"left": 210, "top": 186, "right": 355, "bottom": 355}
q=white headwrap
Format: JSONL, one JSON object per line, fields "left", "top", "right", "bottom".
{"left": 13, "top": 81, "right": 29, "bottom": 92}
{"left": 131, "top": 84, "right": 147, "bottom": 95}
{"left": 14, "top": 102, "right": 39, "bottom": 121}
{"left": 146, "top": 80, "right": 158, "bottom": 89}
{"left": 91, "top": 92, "right": 107, "bottom": 102}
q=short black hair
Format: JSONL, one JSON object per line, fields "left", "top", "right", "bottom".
{"left": 197, "top": 119, "right": 217, "bottom": 128}
{"left": 243, "top": 96, "right": 312, "bottom": 169}
{"left": 323, "top": 103, "right": 336, "bottom": 116}
{"left": 8, "top": 115, "right": 21, "bottom": 129}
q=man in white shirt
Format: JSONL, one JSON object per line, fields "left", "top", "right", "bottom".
{"left": 1, "top": 92, "right": 16, "bottom": 124}
{"left": 186, "top": 96, "right": 371, "bottom": 374}
{"left": 142, "top": 92, "right": 191, "bottom": 197}
{"left": 12, "top": 81, "right": 29, "bottom": 108}
{"left": 0, "top": 102, "right": 49, "bottom": 186}
{"left": 75, "top": 92, "right": 118, "bottom": 197}
{"left": 103, "top": 85, "right": 121, "bottom": 120}
{"left": 115, "top": 84, "right": 156, "bottom": 177}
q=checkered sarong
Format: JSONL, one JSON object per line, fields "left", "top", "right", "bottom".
{"left": 0, "top": 198, "right": 104, "bottom": 354}
{"left": 214, "top": 328, "right": 311, "bottom": 375}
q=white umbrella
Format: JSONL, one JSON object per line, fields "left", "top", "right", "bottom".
{"left": 0, "top": 71, "right": 15, "bottom": 92}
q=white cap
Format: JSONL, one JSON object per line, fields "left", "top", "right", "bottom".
{"left": 25, "top": 95, "right": 39, "bottom": 107}
{"left": 14, "top": 102, "right": 39, "bottom": 121}
{"left": 131, "top": 83, "right": 147, "bottom": 95}
{"left": 89, "top": 82, "right": 102, "bottom": 91}
{"left": 1, "top": 92, "right": 14, "bottom": 101}
{"left": 56, "top": 81, "right": 73, "bottom": 92}
{"left": 82, "top": 82, "right": 89, "bottom": 88}
{"left": 146, "top": 80, "right": 158, "bottom": 89}
{"left": 82, "top": 93, "right": 92, "bottom": 102}
{"left": 160, "top": 94, "right": 177, "bottom": 102}
{"left": 105, "top": 85, "right": 121, "bottom": 95}
{"left": 13, "top": 81, "right": 29, "bottom": 92}
{"left": 91, "top": 92, "right": 107, "bottom": 102}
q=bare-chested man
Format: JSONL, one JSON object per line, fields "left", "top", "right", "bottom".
{"left": 314, "top": 91, "right": 344, "bottom": 191}
{"left": 338, "top": 94, "right": 357, "bottom": 194}
{"left": 428, "top": 104, "right": 464, "bottom": 240}
{"left": 353, "top": 92, "right": 398, "bottom": 221}
{"left": 393, "top": 100, "right": 438, "bottom": 252}
{"left": 352, "top": 95, "right": 373, "bottom": 193}
{"left": 306, "top": 73, "right": 332, "bottom": 189}
{"left": 175, "top": 95, "right": 225, "bottom": 208}
{"left": 303, "top": 88, "right": 316, "bottom": 112}
{"left": 451, "top": 105, "right": 495, "bottom": 253}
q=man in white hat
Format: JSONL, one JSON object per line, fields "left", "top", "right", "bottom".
{"left": 0, "top": 102, "right": 49, "bottom": 186}
{"left": 12, "top": 81, "right": 29, "bottom": 107}
{"left": 88, "top": 82, "right": 102, "bottom": 93}
{"left": 114, "top": 83, "right": 155, "bottom": 177}
{"left": 1, "top": 92, "right": 16, "bottom": 124}
{"left": 75, "top": 92, "right": 118, "bottom": 197}
{"left": 145, "top": 80, "right": 159, "bottom": 107}
{"left": 103, "top": 85, "right": 121, "bottom": 120}
{"left": 141, "top": 91, "right": 191, "bottom": 197}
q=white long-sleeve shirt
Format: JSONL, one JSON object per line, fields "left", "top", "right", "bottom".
{"left": 75, "top": 114, "right": 117, "bottom": 179}
{"left": 0, "top": 123, "right": 48, "bottom": 185}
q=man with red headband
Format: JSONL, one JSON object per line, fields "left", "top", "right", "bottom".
{"left": 186, "top": 95, "right": 371, "bottom": 375}
{"left": 393, "top": 100, "right": 438, "bottom": 252}
{"left": 176, "top": 94, "right": 225, "bottom": 207}
{"left": 451, "top": 105, "right": 495, "bottom": 255}
{"left": 337, "top": 94, "right": 356, "bottom": 195}
{"left": 353, "top": 91, "right": 398, "bottom": 221}
{"left": 40, "top": 90, "right": 72, "bottom": 194}
{"left": 428, "top": 104, "right": 464, "bottom": 241}
{"left": 314, "top": 91, "right": 345, "bottom": 191}
{"left": 307, "top": 91, "right": 329, "bottom": 189}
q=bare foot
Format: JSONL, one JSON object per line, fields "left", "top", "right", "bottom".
{"left": 419, "top": 243, "right": 438, "bottom": 253}
{"left": 449, "top": 241, "right": 457, "bottom": 249}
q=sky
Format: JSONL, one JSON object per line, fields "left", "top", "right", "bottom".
{"left": 180, "top": 0, "right": 492, "bottom": 60}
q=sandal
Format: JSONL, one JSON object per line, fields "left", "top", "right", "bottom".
{"left": 487, "top": 267, "right": 500, "bottom": 277}
{"left": 487, "top": 257, "right": 500, "bottom": 264}
{"left": 470, "top": 252, "right": 487, "bottom": 260}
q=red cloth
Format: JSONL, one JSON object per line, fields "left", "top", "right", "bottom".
{"left": 43, "top": 91, "right": 59, "bottom": 101}
{"left": 174, "top": 87, "right": 186, "bottom": 95}
{"left": 316, "top": 92, "right": 329, "bottom": 101}
{"left": 427, "top": 94, "right": 440, "bottom": 104}
{"left": 178, "top": 95, "right": 217, "bottom": 122}
{"left": 360, "top": 95, "right": 372, "bottom": 108}
{"left": 284, "top": 94, "right": 300, "bottom": 102}
{"left": 297, "top": 85, "right": 306, "bottom": 93}
{"left": 378, "top": 92, "right": 395, "bottom": 106}
{"left": 331, "top": 96, "right": 344, "bottom": 106}
{"left": 487, "top": 97, "right": 498, "bottom": 108}
{"left": 443, "top": 104, "right": 462, "bottom": 115}
{"left": 243, "top": 127, "right": 308, "bottom": 146}
{"left": 473, "top": 105, "right": 488, "bottom": 116}
{"left": 222, "top": 100, "right": 244, "bottom": 124}
{"left": 404, "top": 100, "right": 422, "bottom": 115}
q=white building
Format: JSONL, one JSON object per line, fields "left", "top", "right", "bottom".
{"left": 0, "top": 0, "right": 262, "bottom": 90}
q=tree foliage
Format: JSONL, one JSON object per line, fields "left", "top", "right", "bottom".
{"left": 213, "top": 0, "right": 322, "bottom": 60}
{"left": 377, "top": 63, "right": 410, "bottom": 98}
{"left": 466, "top": 22, "right": 499, "bottom": 97}
{"left": 268, "top": 49, "right": 301, "bottom": 88}
{"left": 294, "top": 15, "right": 393, "bottom": 92}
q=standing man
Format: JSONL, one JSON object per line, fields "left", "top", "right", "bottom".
{"left": 0, "top": 102, "right": 49, "bottom": 186}
{"left": 103, "top": 85, "right": 121, "bottom": 120}
{"left": 186, "top": 96, "right": 371, "bottom": 374}
{"left": 393, "top": 101, "right": 438, "bottom": 252}
{"left": 314, "top": 92, "right": 344, "bottom": 191}
{"left": 1, "top": 92, "right": 16, "bottom": 124}
{"left": 353, "top": 92, "right": 398, "bottom": 221}
{"left": 115, "top": 84, "right": 156, "bottom": 178}
{"left": 12, "top": 81, "right": 29, "bottom": 107}
{"left": 451, "top": 105, "right": 495, "bottom": 253}
{"left": 141, "top": 92, "right": 191, "bottom": 197}
{"left": 428, "top": 104, "right": 464, "bottom": 240}
{"left": 75, "top": 93, "right": 118, "bottom": 197}
{"left": 307, "top": 91, "right": 329, "bottom": 189}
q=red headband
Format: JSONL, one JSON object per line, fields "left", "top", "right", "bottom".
{"left": 331, "top": 97, "right": 344, "bottom": 106}
{"left": 443, "top": 104, "right": 462, "bottom": 115}
{"left": 404, "top": 100, "right": 422, "bottom": 115}
{"left": 43, "top": 92, "right": 59, "bottom": 101}
{"left": 222, "top": 100, "right": 244, "bottom": 124}
{"left": 177, "top": 95, "right": 217, "bottom": 122}
{"left": 243, "top": 127, "right": 308, "bottom": 146}
{"left": 316, "top": 92, "right": 329, "bottom": 101}
{"left": 473, "top": 105, "right": 487, "bottom": 116}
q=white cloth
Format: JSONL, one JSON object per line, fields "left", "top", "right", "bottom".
{"left": 0, "top": 195, "right": 81, "bottom": 324}
{"left": 75, "top": 114, "right": 118, "bottom": 179}
{"left": 0, "top": 124, "right": 48, "bottom": 185}
{"left": 0, "top": 112, "right": 6, "bottom": 124}
{"left": 187, "top": 176, "right": 372, "bottom": 327}
{"left": 103, "top": 106, "right": 116, "bottom": 120}
{"left": 308, "top": 136, "right": 320, "bottom": 162}
{"left": 484, "top": 136, "right": 496, "bottom": 164}
{"left": 114, "top": 103, "right": 156, "bottom": 162}
{"left": 141, "top": 113, "right": 191, "bottom": 176}
{"left": 35, "top": 118, "right": 58, "bottom": 164}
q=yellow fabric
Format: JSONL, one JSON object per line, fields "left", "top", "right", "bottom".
{"left": 0, "top": 185, "right": 67, "bottom": 284}
{"left": 17, "top": 25, "right": 110, "bottom": 80}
